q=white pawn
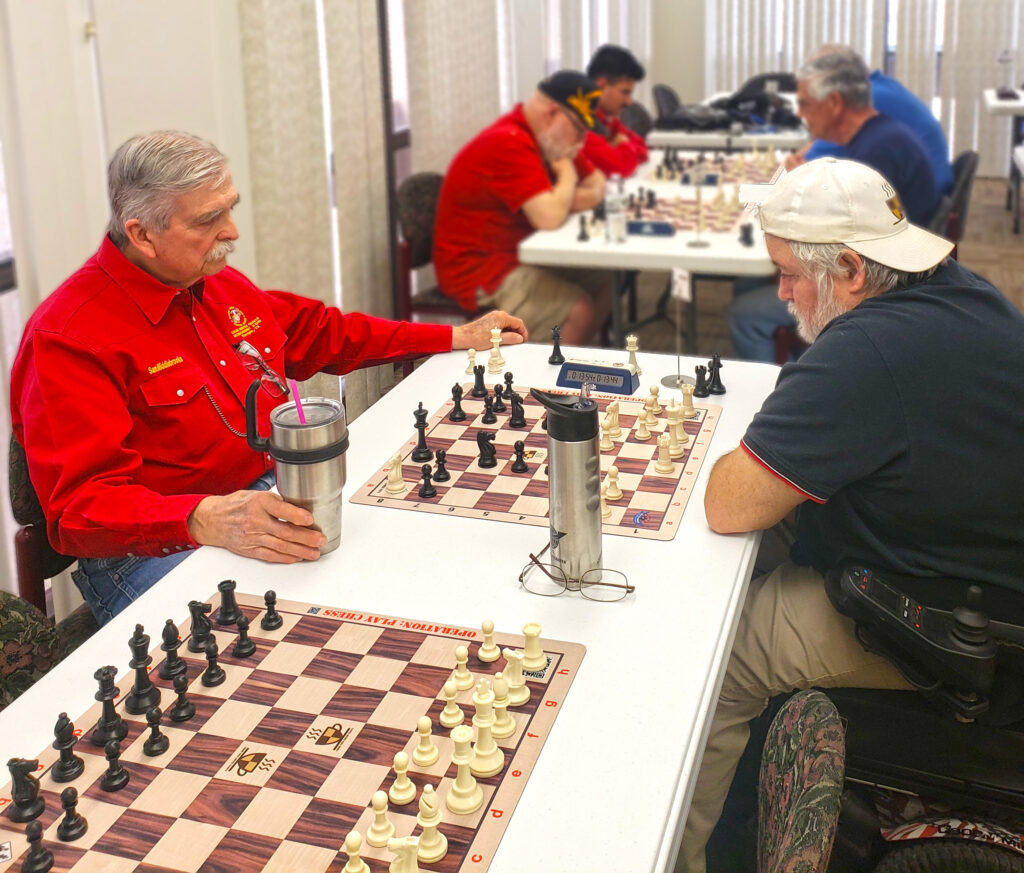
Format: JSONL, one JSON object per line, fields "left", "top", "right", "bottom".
{"left": 606, "top": 399, "right": 622, "bottom": 438}
{"left": 389, "top": 751, "right": 416, "bottom": 805}
{"left": 465, "top": 348, "right": 476, "bottom": 375}
{"left": 439, "top": 679, "right": 464, "bottom": 728}
{"left": 385, "top": 453, "right": 407, "bottom": 494}
{"left": 416, "top": 785, "right": 448, "bottom": 863}
{"left": 446, "top": 725, "right": 483, "bottom": 815}
{"left": 681, "top": 383, "right": 697, "bottom": 419}
{"left": 412, "top": 715, "right": 439, "bottom": 767}
{"left": 635, "top": 413, "right": 651, "bottom": 441}
{"left": 501, "top": 648, "right": 530, "bottom": 706}
{"left": 343, "top": 831, "right": 370, "bottom": 873}
{"left": 366, "top": 790, "right": 395, "bottom": 848}
{"left": 522, "top": 622, "right": 546, "bottom": 671}
{"left": 604, "top": 465, "right": 623, "bottom": 501}
{"left": 649, "top": 385, "right": 663, "bottom": 414}
{"left": 478, "top": 619, "right": 500, "bottom": 662}
{"left": 600, "top": 418, "right": 614, "bottom": 452}
{"left": 453, "top": 644, "right": 474, "bottom": 690}
{"left": 491, "top": 672, "right": 516, "bottom": 738}
{"left": 655, "top": 432, "right": 675, "bottom": 474}
{"left": 600, "top": 482, "right": 612, "bottom": 520}
{"left": 387, "top": 835, "right": 421, "bottom": 873}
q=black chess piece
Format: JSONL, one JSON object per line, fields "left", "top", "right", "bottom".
{"left": 510, "top": 440, "right": 529, "bottom": 473}
{"left": 50, "top": 713, "right": 84, "bottom": 783}
{"left": 100, "top": 739, "right": 129, "bottom": 792}
{"left": 471, "top": 364, "right": 488, "bottom": 398}
{"left": 593, "top": 199, "right": 606, "bottom": 221}
{"left": 738, "top": 222, "right": 754, "bottom": 247}
{"left": 508, "top": 392, "right": 527, "bottom": 429}
{"left": 158, "top": 619, "right": 186, "bottom": 680}
{"left": 476, "top": 431, "right": 497, "bottom": 468}
{"left": 634, "top": 202, "right": 642, "bottom": 220}
{"left": 202, "top": 639, "right": 226, "bottom": 687}
{"left": 411, "top": 401, "right": 433, "bottom": 462}
{"left": 261, "top": 590, "right": 283, "bottom": 631}
{"left": 21, "top": 820, "right": 52, "bottom": 873}
{"left": 233, "top": 614, "right": 256, "bottom": 658}
{"left": 433, "top": 449, "right": 451, "bottom": 482}
{"left": 215, "top": 579, "right": 243, "bottom": 626}
{"left": 169, "top": 672, "right": 196, "bottom": 723}
{"left": 693, "top": 364, "right": 710, "bottom": 398}
{"left": 577, "top": 214, "right": 589, "bottom": 242}
{"left": 481, "top": 394, "right": 497, "bottom": 424}
{"left": 125, "top": 624, "right": 161, "bottom": 715}
{"left": 503, "top": 371, "right": 515, "bottom": 399}
{"left": 492, "top": 385, "right": 506, "bottom": 413}
{"left": 90, "top": 665, "right": 128, "bottom": 747}
{"left": 143, "top": 706, "right": 170, "bottom": 757}
{"left": 6, "top": 758, "right": 44, "bottom": 822}
{"left": 56, "top": 787, "right": 87, "bottom": 842}
{"left": 448, "top": 383, "right": 466, "bottom": 422}
{"left": 187, "top": 600, "right": 213, "bottom": 654}
{"left": 707, "top": 353, "right": 726, "bottom": 395}
{"left": 418, "top": 464, "right": 437, "bottom": 498}
{"left": 647, "top": 189, "right": 656, "bottom": 210}
{"left": 548, "top": 325, "right": 565, "bottom": 365}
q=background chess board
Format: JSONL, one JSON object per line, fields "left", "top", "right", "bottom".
{"left": 0, "top": 595, "right": 585, "bottom": 873}
{"left": 628, "top": 197, "right": 751, "bottom": 233}
{"left": 351, "top": 384, "right": 720, "bottom": 542}
{"left": 642, "top": 151, "right": 784, "bottom": 186}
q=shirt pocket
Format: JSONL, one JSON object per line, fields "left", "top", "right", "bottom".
{"left": 139, "top": 365, "right": 207, "bottom": 407}
{"left": 247, "top": 324, "right": 288, "bottom": 377}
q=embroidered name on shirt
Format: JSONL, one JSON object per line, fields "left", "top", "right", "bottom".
{"left": 147, "top": 356, "right": 183, "bottom": 375}
{"left": 228, "top": 305, "right": 262, "bottom": 339}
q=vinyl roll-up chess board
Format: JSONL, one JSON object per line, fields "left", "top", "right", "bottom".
{"left": 0, "top": 594, "right": 585, "bottom": 873}
{"left": 351, "top": 384, "right": 720, "bottom": 541}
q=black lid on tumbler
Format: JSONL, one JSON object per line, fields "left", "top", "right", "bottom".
{"left": 529, "top": 389, "right": 598, "bottom": 442}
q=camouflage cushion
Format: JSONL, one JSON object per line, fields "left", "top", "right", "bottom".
{"left": 758, "top": 690, "right": 846, "bottom": 873}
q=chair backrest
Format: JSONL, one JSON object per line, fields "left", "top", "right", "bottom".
{"left": 758, "top": 690, "right": 845, "bottom": 873}
{"left": 652, "top": 83, "right": 681, "bottom": 121}
{"left": 619, "top": 102, "right": 654, "bottom": 139}
{"left": 396, "top": 171, "right": 444, "bottom": 271}
{"left": 947, "top": 150, "right": 979, "bottom": 243}
{"left": 928, "top": 194, "right": 953, "bottom": 236}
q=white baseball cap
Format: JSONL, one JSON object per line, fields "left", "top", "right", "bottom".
{"left": 740, "top": 157, "right": 953, "bottom": 272}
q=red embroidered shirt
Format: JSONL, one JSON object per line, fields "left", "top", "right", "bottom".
{"left": 581, "top": 109, "right": 649, "bottom": 178}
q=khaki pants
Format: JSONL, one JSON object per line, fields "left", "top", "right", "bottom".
{"left": 677, "top": 530, "right": 913, "bottom": 872}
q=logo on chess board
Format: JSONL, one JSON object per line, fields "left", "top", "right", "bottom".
{"left": 306, "top": 722, "right": 352, "bottom": 750}
{"left": 307, "top": 606, "right": 321, "bottom": 614}
{"left": 0, "top": 841, "right": 12, "bottom": 862}
{"left": 227, "top": 747, "right": 275, "bottom": 776}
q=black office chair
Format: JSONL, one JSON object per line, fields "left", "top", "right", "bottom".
{"left": 946, "top": 150, "right": 979, "bottom": 253}
{"left": 652, "top": 84, "right": 681, "bottom": 122}
{"left": 618, "top": 102, "right": 654, "bottom": 139}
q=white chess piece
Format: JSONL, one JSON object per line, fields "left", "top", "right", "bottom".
{"left": 606, "top": 399, "right": 622, "bottom": 438}
{"left": 489, "top": 326, "right": 505, "bottom": 368}
{"left": 477, "top": 619, "right": 500, "bottom": 662}
{"left": 388, "top": 751, "right": 416, "bottom": 805}
{"left": 635, "top": 413, "right": 651, "bottom": 441}
{"left": 605, "top": 465, "right": 623, "bottom": 501}
{"left": 655, "top": 432, "right": 675, "bottom": 474}
{"left": 625, "top": 334, "right": 642, "bottom": 374}
{"left": 453, "top": 644, "right": 474, "bottom": 690}
{"left": 470, "top": 678, "right": 504, "bottom": 777}
{"left": 439, "top": 679, "right": 464, "bottom": 728}
{"left": 387, "top": 834, "right": 421, "bottom": 873}
{"left": 491, "top": 672, "right": 516, "bottom": 738}
{"left": 465, "top": 348, "right": 476, "bottom": 375}
{"left": 416, "top": 785, "right": 448, "bottom": 863}
{"left": 501, "top": 648, "right": 531, "bottom": 706}
{"left": 343, "top": 831, "right": 370, "bottom": 873}
{"left": 649, "top": 385, "right": 663, "bottom": 414}
{"left": 412, "top": 715, "right": 439, "bottom": 767}
{"left": 445, "top": 725, "right": 483, "bottom": 815}
{"left": 487, "top": 345, "right": 503, "bottom": 374}
{"left": 386, "top": 453, "right": 407, "bottom": 494}
{"left": 667, "top": 404, "right": 684, "bottom": 459}
{"left": 681, "top": 383, "right": 697, "bottom": 419}
{"left": 600, "top": 417, "right": 614, "bottom": 452}
{"left": 366, "top": 790, "right": 395, "bottom": 847}
{"left": 676, "top": 405, "right": 691, "bottom": 447}
{"left": 600, "top": 482, "right": 612, "bottom": 519}
{"left": 522, "top": 622, "right": 546, "bottom": 671}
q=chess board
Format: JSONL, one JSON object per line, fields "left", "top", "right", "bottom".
{"left": 351, "top": 384, "right": 721, "bottom": 541}
{"left": 0, "top": 595, "right": 585, "bottom": 873}
{"left": 642, "top": 151, "right": 784, "bottom": 186}
{"left": 626, "top": 197, "right": 750, "bottom": 233}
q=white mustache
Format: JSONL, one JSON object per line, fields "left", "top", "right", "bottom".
{"left": 206, "top": 240, "right": 235, "bottom": 262}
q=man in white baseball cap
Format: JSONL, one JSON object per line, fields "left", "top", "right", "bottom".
{"left": 678, "top": 157, "right": 1024, "bottom": 872}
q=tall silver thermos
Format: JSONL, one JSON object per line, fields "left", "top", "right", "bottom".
{"left": 245, "top": 381, "right": 349, "bottom": 554}
{"left": 530, "top": 387, "right": 603, "bottom": 583}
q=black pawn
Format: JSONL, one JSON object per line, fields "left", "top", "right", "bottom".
{"left": 201, "top": 640, "right": 226, "bottom": 688}
{"left": 577, "top": 214, "right": 589, "bottom": 242}
{"left": 433, "top": 450, "right": 451, "bottom": 483}
{"left": 448, "top": 383, "right": 466, "bottom": 422}
{"left": 100, "top": 739, "right": 129, "bottom": 792}
{"left": 491, "top": 386, "right": 506, "bottom": 413}
{"left": 411, "top": 402, "right": 433, "bottom": 462}
{"left": 471, "top": 364, "right": 488, "bottom": 397}
{"left": 90, "top": 666, "right": 128, "bottom": 747}
{"left": 739, "top": 222, "right": 754, "bottom": 247}
{"left": 693, "top": 365, "right": 710, "bottom": 398}
{"left": 232, "top": 615, "right": 256, "bottom": 658}
{"left": 50, "top": 713, "right": 84, "bottom": 783}
{"left": 159, "top": 619, "right": 186, "bottom": 681}
{"left": 503, "top": 371, "right": 515, "bottom": 398}
{"left": 125, "top": 624, "right": 160, "bottom": 715}
{"left": 56, "top": 787, "right": 87, "bottom": 842}
{"left": 6, "top": 758, "right": 44, "bottom": 822}
{"left": 481, "top": 395, "right": 497, "bottom": 425}
{"left": 509, "top": 393, "right": 527, "bottom": 429}
{"left": 510, "top": 440, "right": 529, "bottom": 473}
{"left": 215, "top": 579, "right": 243, "bottom": 626}
{"left": 21, "top": 820, "right": 52, "bottom": 873}
{"left": 707, "top": 354, "right": 726, "bottom": 395}
{"left": 261, "top": 590, "right": 283, "bottom": 631}
{"left": 418, "top": 464, "right": 437, "bottom": 499}
{"left": 143, "top": 706, "right": 169, "bottom": 757}
{"left": 169, "top": 673, "right": 195, "bottom": 723}
{"left": 187, "top": 600, "right": 213, "bottom": 654}
{"left": 548, "top": 326, "right": 565, "bottom": 365}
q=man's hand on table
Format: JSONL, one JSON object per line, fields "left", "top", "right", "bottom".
{"left": 188, "top": 490, "right": 326, "bottom": 562}
{"left": 452, "top": 310, "right": 528, "bottom": 350}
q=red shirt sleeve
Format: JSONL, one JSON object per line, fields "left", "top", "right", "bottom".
{"left": 582, "top": 116, "right": 649, "bottom": 178}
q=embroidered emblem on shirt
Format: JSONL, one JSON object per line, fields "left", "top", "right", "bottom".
{"left": 228, "top": 306, "right": 245, "bottom": 325}
{"left": 147, "top": 356, "right": 183, "bottom": 375}
{"left": 228, "top": 306, "right": 263, "bottom": 339}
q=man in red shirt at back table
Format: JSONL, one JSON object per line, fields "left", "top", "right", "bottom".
{"left": 583, "top": 44, "right": 649, "bottom": 178}
{"left": 433, "top": 71, "right": 611, "bottom": 345}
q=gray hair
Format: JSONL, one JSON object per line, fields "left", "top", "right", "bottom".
{"left": 797, "top": 46, "right": 871, "bottom": 109}
{"left": 107, "top": 131, "right": 230, "bottom": 247}
{"left": 788, "top": 240, "right": 940, "bottom": 295}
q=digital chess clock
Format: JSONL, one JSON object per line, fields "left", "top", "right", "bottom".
{"left": 556, "top": 358, "right": 640, "bottom": 395}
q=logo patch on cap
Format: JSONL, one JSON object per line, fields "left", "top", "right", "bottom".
{"left": 567, "top": 87, "right": 601, "bottom": 128}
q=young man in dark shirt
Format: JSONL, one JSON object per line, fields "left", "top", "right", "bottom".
{"left": 679, "top": 158, "right": 1024, "bottom": 872}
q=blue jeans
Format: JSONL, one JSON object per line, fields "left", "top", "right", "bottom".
{"left": 72, "top": 470, "right": 276, "bottom": 625}
{"left": 727, "top": 279, "right": 798, "bottom": 363}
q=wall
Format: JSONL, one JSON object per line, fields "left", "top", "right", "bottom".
{"left": 649, "top": 0, "right": 706, "bottom": 104}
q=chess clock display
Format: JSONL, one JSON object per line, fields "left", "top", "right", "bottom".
{"left": 555, "top": 358, "right": 640, "bottom": 395}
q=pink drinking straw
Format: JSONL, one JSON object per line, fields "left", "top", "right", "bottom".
{"left": 288, "top": 379, "right": 307, "bottom": 424}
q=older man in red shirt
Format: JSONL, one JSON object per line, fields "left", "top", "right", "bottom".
{"left": 11, "top": 130, "right": 526, "bottom": 624}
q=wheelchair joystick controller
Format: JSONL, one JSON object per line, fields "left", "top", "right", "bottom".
{"left": 952, "top": 585, "right": 991, "bottom": 648}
